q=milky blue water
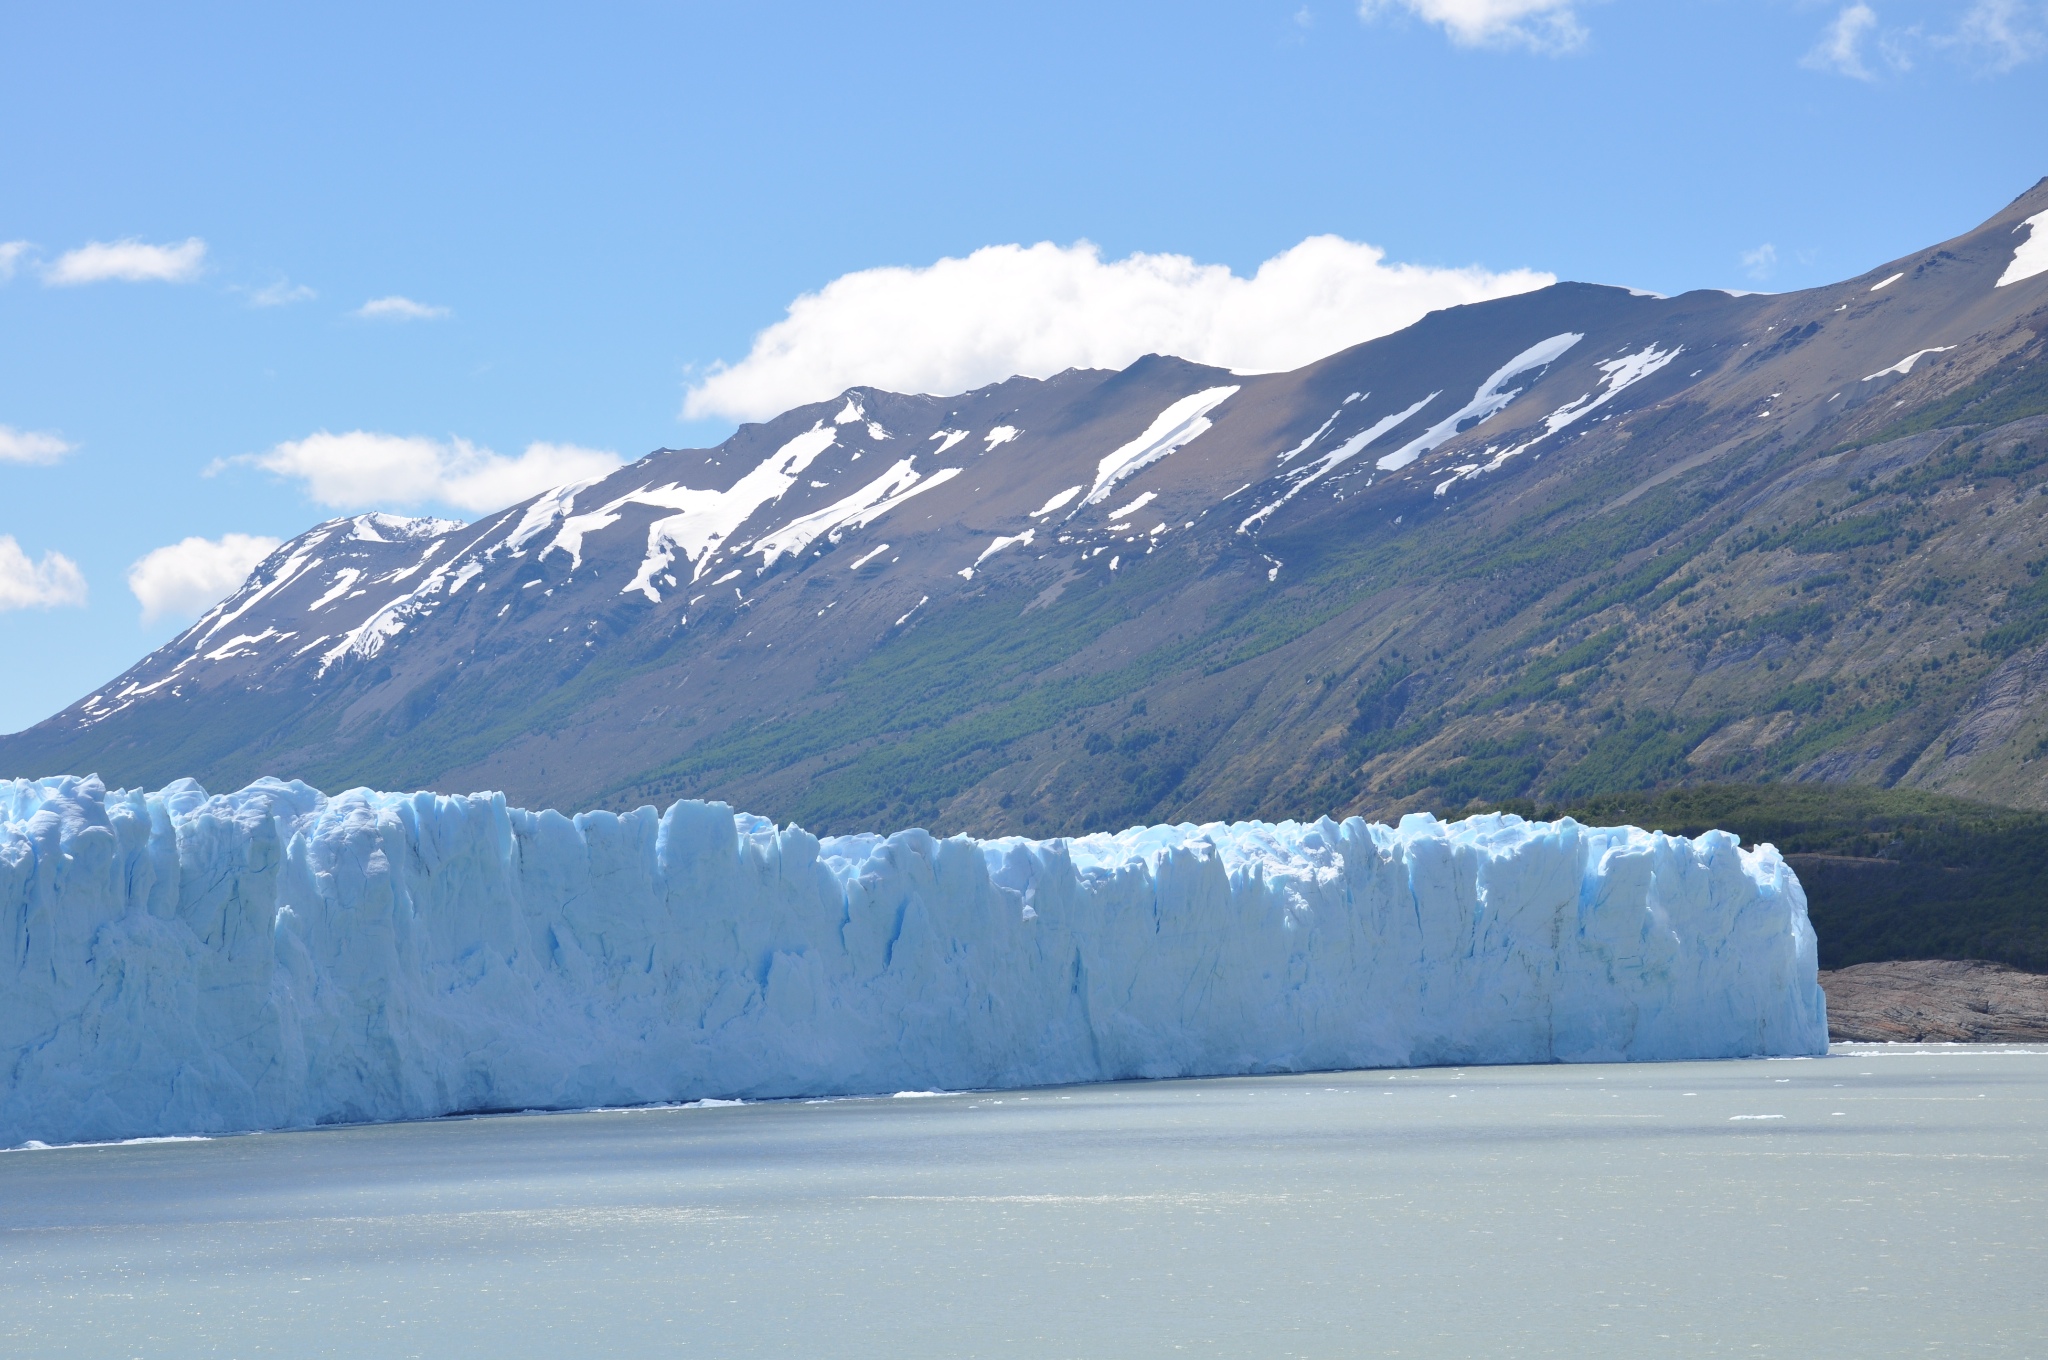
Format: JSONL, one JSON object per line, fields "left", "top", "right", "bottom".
{"left": 3, "top": 1046, "right": 2042, "bottom": 1357}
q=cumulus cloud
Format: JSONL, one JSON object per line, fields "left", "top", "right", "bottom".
{"left": 0, "top": 537, "right": 88, "bottom": 611}
{"left": 685, "top": 236, "right": 1553, "bottom": 422}
{"left": 224, "top": 432, "right": 621, "bottom": 513}
{"left": 125, "top": 533, "right": 282, "bottom": 625}
{"left": 354, "top": 295, "right": 450, "bottom": 321}
{"left": 43, "top": 237, "right": 207, "bottom": 286}
{"left": 0, "top": 242, "right": 29, "bottom": 282}
{"left": 1359, "top": 0, "right": 1588, "bottom": 52}
{"left": 0, "top": 425, "right": 75, "bottom": 465}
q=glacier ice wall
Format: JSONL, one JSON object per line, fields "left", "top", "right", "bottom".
{"left": 1, "top": 775, "right": 1826, "bottom": 1146}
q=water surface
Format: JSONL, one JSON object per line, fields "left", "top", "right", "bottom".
{"left": 3, "top": 1045, "right": 2042, "bottom": 1357}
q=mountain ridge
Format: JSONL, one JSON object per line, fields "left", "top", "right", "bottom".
{"left": 6, "top": 178, "right": 2048, "bottom": 835}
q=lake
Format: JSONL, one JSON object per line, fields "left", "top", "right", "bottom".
{"left": 3, "top": 1044, "right": 2042, "bottom": 1357}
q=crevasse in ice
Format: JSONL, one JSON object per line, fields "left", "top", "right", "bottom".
{"left": 1, "top": 774, "right": 1826, "bottom": 1146}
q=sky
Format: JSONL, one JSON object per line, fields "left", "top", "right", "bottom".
{"left": 2, "top": 0, "right": 2044, "bottom": 735}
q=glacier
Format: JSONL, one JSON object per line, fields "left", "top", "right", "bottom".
{"left": 1, "top": 774, "right": 1826, "bottom": 1148}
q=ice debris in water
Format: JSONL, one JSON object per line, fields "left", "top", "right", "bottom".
{"left": 0, "top": 774, "right": 1825, "bottom": 1146}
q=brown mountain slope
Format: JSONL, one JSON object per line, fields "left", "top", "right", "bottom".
{"left": 5, "top": 179, "right": 2048, "bottom": 835}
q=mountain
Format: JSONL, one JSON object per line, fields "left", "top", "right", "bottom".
{"left": 6, "top": 180, "right": 2048, "bottom": 835}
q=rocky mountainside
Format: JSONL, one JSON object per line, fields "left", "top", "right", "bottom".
{"left": 6, "top": 180, "right": 2048, "bottom": 835}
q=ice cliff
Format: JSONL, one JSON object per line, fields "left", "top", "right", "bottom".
{"left": 1, "top": 775, "right": 1826, "bottom": 1146}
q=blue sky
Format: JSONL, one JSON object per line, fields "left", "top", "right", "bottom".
{"left": 2, "top": 0, "right": 2044, "bottom": 735}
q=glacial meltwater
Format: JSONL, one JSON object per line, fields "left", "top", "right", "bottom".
{"left": 3, "top": 1046, "right": 2042, "bottom": 1358}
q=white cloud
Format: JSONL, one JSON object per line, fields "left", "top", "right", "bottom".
{"left": 247, "top": 278, "right": 317, "bottom": 307}
{"left": 1741, "top": 243, "right": 1779, "bottom": 281}
{"left": 0, "top": 242, "right": 29, "bottom": 282}
{"left": 1359, "top": 0, "right": 1588, "bottom": 52}
{"left": 354, "top": 295, "right": 451, "bottom": 321}
{"left": 43, "top": 237, "right": 207, "bottom": 285}
{"left": 227, "top": 431, "right": 621, "bottom": 513}
{"left": 125, "top": 533, "right": 282, "bottom": 625}
{"left": 1944, "top": 0, "right": 2046, "bottom": 71}
{"left": 0, "top": 537, "right": 88, "bottom": 611}
{"left": 0, "top": 425, "right": 76, "bottom": 465}
{"left": 1802, "top": 3, "right": 1881, "bottom": 78}
{"left": 684, "top": 236, "right": 1553, "bottom": 422}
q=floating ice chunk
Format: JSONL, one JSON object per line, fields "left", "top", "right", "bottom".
{"left": 1083, "top": 386, "right": 1239, "bottom": 505}
{"left": 1375, "top": 333, "right": 1583, "bottom": 472}
{"left": 1997, "top": 211, "right": 2048, "bottom": 288}
{"left": 1861, "top": 346, "right": 1955, "bottom": 381}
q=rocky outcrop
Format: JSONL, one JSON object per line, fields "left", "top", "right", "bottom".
{"left": 1821, "top": 959, "right": 2048, "bottom": 1042}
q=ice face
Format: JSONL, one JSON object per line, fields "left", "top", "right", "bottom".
{"left": 0, "top": 775, "right": 1826, "bottom": 1147}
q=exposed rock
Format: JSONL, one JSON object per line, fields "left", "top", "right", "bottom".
{"left": 1821, "top": 959, "right": 2048, "bottom": 1042}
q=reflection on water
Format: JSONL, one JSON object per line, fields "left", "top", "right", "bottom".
{"left": 4, "top": 1046, "right": 2043, "bottom": 1357}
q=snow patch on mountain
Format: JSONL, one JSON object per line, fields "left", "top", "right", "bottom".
{"left": 1083, "top": 386, "right": 1240, "bottom": 506}
{"left": 742, "top": 457, "right": 961, "bottom": 577}
{"left": 1434, "top": 341, "right": 1684, "bottom": 495}
{"left": 1237, "top": 394, "right": 1436, "bottom": 534}
{"left": 1862, "top": 346, "right": 1955, "bottom": 381}
{"left": 1375, "top": 332, "right": 1583, "bottom": 472}
{"left": 1997, "top": 212, "right": 2048, "bottom": 288}
{"left": 623, "top": 423, "right": 840, "bottom": 597}
{"left": 960, "top": 528, "right": 1035, "bottom": 579}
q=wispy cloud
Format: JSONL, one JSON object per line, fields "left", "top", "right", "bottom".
{"left": 685, "top": 236, "right": 1552, "bottom": 422}
{"left": 126, "top": 533, "right": 282, "bottom": 624}
{"left": 0, "top": 425, "right": 76, "bottom": 465}
{"left": 1802, "top": 3, "right": 1883, "bottom": 78}
{"left": 218, "top": 431, "right": 620, "bottom": 513}
{"left": 1943, "top": 0, "right": 2047, "bottom": 71}
{"left": 353, "top": 295, "right": 450, "bottom": 321}
{"left": 43, "top": 237, "right": 207, "bottom": 286}
{"left": 1358, "top": 0, "right": 1588, "bottom": 53}
{"left": 1741, "top": 243, "right": 1779, "bottom": 281}
{"left": 1804, "top": 1, "right": 2044, "bottom": 79}
{"left": 246, "top": 278, "right": 317, "bottom": 308}
{"left": 0, "top": 536, "right": 88, "bottom": 611}
{"left": 0, "top": 242, "right": 30, "bottom": 282}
